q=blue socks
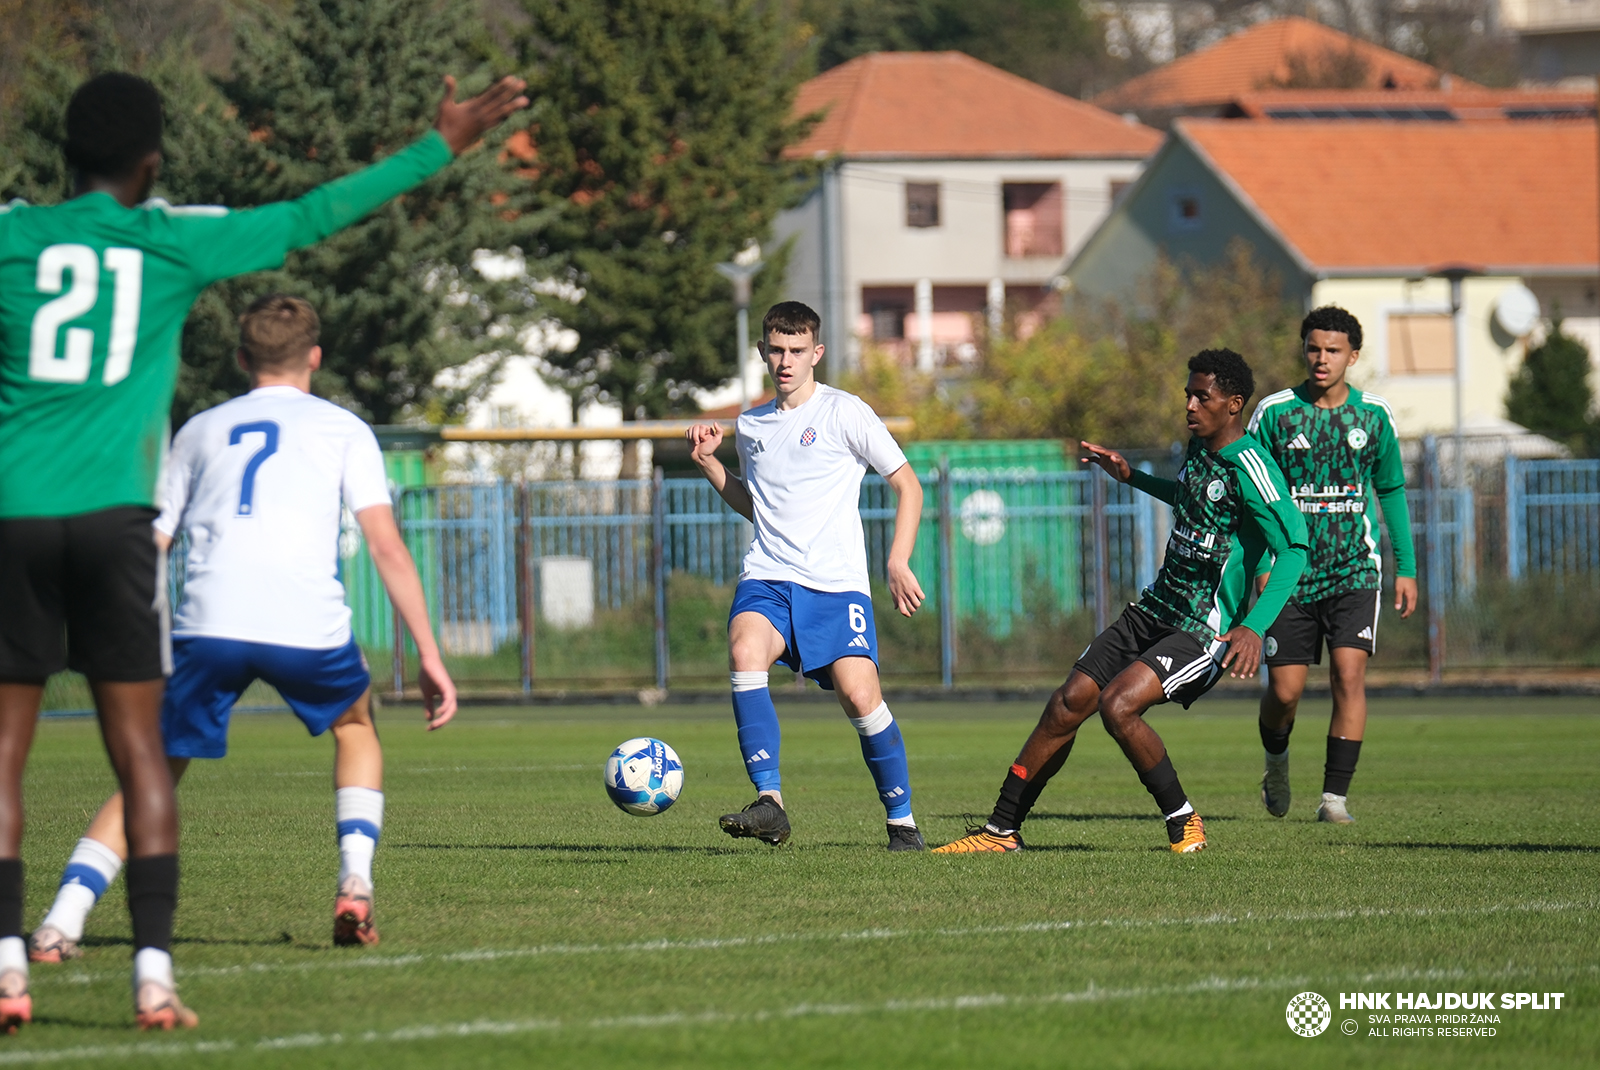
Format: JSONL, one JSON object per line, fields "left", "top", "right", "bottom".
{"left": 731, "top": 671, "right": 782, "bottom": 794}
{"left": 851, "top": 702, "right": 915, "bottom": 825}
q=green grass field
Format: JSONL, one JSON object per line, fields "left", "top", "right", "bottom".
{"left": 6, "top": 695, "right": 1597, "bottom": 1067}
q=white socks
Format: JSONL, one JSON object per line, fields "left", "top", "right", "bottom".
{"left": 133, "top": 947, "right": 173, "bottom": 990}
{"left": 1165, "top": 801, "right": 1195, "bottom": 821}
{"left": 42, "top": 837, "right": 124, "bottom": 941}
{"left": 848, "top": 702, "right": 894, "bottom": 738}
{"left": 730, "top": 670, "right": 768, "bottom": 692}
{"left": 336, "top": 787, "right": 384, "bottom": 888}
{"left": 0, "top": 937, "right": 26, "bottom": 986}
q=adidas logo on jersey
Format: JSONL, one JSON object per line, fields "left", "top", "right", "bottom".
{"left": 746, "top": 749, "right": 771, "bottom": 764}
{"left": 847, "top": 634, "right": 871, "bottom": 649}
{"left": 1357, "top": 627, "right": 1374, "bottom": 640}
{"left": 1155, "top": 655, "right": 1173, "bottom": 671}
{"left": 1287, "top": 433, "right": 1311, "bottom": 449}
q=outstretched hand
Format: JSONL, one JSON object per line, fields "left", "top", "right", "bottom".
{"left": 1080, "top": 441, "right": 1132, "bottom": 483}
{"left": 435, "top": 74, "right": 530, "bottom": 155}
{"left": 419, "top": 651, "right": 458, "bottom": 730}
{"left": 1216, "top": 626, "right": 1263, "bottom": 679}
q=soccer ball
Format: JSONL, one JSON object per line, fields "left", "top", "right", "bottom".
{"left": 604, "top": 737, "right": 684, "bottom": 816}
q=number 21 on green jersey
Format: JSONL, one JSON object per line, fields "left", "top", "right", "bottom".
{"left": 29, "top": 243, "right": 143, "bottom": 385}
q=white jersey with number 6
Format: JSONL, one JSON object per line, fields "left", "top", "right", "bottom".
{"left": 155, "top": 385, "right": 391, "bottom": 648}
{"left": 736, "top": 384, "right": 909, "bottom": 595}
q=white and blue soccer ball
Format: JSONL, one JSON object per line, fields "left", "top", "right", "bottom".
{"left": 604, "top": 737, "right": 684, "bottom": 816}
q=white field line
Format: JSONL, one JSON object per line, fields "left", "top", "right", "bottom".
{"left": 43, "top": 898, "right": 1591, "bottom": 987}
{"left": 0, "top": 961, "right": 1586, "bottom": 1066}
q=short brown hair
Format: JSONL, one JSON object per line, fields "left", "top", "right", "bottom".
{"left": 238, "top": 294, "right": 319, "bottom": 371}
{"left": 762, "top": 301, "right": 821, "bottom": 343}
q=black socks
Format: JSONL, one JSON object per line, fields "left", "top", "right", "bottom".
{"left": 1136, "top": 754, "right": 1189, "bottom": 818}
{"left": 987, "top": 738, "right": 1076, "bottom": 834}
{"left": 126, "top": 855, "right": 178, "bottom": 952}
{"left": 1324, "top": 737, "right": 1362, "bottom": 797}
{"left": 1259, "top": 718, "right": 1293, "bottom": 755}
{"left": 0, "top": 860, "right": 21, "bottom": 939}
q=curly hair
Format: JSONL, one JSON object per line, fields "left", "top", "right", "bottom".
{"left": 64, "top": 73, "right": 164, "bottom": 179}
{"left": 1299, "top": 305, "right": 1363, "bottom": 350}
{"left": 1188, "top": 348, "right": 1255, "bottom": 404}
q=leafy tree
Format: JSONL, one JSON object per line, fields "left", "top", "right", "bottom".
{"left": 799, "top": 0, "right": 1110, "bottom": 98}
{"left": 2, "top": 0, "right": 551, "bottom": 428}
{"left": 515, "top": 0, "right": 814, "bottom": 472}
{"left": 1507, "top": 321, "right": 1599, "bottom": 455}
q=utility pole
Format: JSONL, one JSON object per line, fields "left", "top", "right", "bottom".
{"left": 715, "top": 244, "right": 764, "bottom": 411}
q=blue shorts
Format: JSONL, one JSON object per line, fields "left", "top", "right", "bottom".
{"left": 728, "top": 579, "right": 878, "bottom": 690}
{"left": 162, "top": 636, "right": 373, "bottom": 759}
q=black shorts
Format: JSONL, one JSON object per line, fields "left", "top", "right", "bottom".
{"left": 1263, "top": 589, "right": 1380, "bottom": 666}
{"left": 1073, "top": 604, "right": 1227, "bottom": 709}
{"left": 0, "top": 507, "right": 168, "bottom": 682}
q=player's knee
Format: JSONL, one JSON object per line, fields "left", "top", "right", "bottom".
{"left": 1097, "top": 690, "right": 1143, "bottom": 739}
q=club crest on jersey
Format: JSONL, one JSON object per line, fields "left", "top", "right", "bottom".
{"left": 800, "top": 427, "right": 817, "bottom": 447}
{"left": 1347, "top": 427, "right": 1369, "bottom": 450}
{"left": 1206, "top": 479, "right": 1226, "bottom": 501}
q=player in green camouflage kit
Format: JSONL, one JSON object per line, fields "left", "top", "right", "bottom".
{"left": 0, "top": 71, "right": 526, "bottom": 1031}
{"left": 935, "top": 350, "right": 1308, "bottom": 856}
{"left": 1248, "top": 307, "right": 1417, "bottom": 825}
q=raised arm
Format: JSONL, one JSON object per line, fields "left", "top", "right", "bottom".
{"left": 356, "top": 503, "right": 458, "bottom": 729}
{"left": 884, "top": 463, "right": 926, "bottom": 617}
{"left": 1081, "top": 440, "right": 1178, "bottom": 504}
{"left": 686, "top": 423, "right": 754, "bottom": 522}
{"left": 187, "top": 76, "right": 530, "bottom": 283}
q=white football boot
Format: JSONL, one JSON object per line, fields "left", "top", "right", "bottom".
{"left": 1316, "top": 792, "right": 1355, "bottom": 824}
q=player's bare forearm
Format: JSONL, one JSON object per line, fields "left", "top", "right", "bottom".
{"left": 686, "top": 422, "right": 753, "bottom": 521}
{"left": 435, "top": 75, "right": 530, "bottom": 155}
{"left": 885, "top": 464, "right": 927, "bottom": 616}
{"left": 357, "top": 505, "right": 458, "bottom": 727}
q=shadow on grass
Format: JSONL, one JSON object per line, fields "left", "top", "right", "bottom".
{"left": 392, "top": 842, "right": 742, "bottom": 856}
{"left": 78, "top": 933, "right": 296, "bottom": 950}
{"left": 931, "top": 813, "right": 1238, "bottom": 823}
{"left": 1362, "top": 841, "right": 1600, "bottom": 854}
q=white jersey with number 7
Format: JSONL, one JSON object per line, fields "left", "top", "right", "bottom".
{"left": 155, "top": 385, "right": 391, "bottom": 649}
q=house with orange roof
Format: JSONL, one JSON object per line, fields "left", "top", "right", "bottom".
{"left": 1217, "top": 86, "right": 1595, "bottom": 122}
{"left": 774, "top": 51, "right": 1160, "bottom": 374}
{"left": 1064, "top": 119, "right": 1600, "bottom": 436}
{"left": 1093, "top": 17, "right": 1472, "bottom": 128}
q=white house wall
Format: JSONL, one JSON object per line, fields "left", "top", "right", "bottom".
{"left": 1311, "top": 276, "right": 1531, "bottom": 437}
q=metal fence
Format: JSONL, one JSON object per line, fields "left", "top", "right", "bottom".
{"left": 171, "top": 448, "right": 1600, "bottom": 691}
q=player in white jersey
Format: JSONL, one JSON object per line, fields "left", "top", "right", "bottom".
{"left": 686, "top": 302, "right": 928, "bottom": 850}
{"left": 29, "top": 296, "right": 456, "bottom": 973}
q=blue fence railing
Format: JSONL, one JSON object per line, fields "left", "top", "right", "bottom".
{"left": 168, "top": 451, "right": 1600, "bottom": 691}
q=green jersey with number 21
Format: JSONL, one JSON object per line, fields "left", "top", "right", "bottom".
{"left": 0, "top": 130, "right": 453, "bottom": 519}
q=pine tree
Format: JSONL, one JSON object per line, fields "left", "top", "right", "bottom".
{"left": 169, "top": 0, "right": 552, "bottom": 426}
{"left": 515, "top": 0, "right": 813, "bottom": 455}
{"left": 1, "top": 0, "right": 552, "bottom": 428}
{"left": 1507, "top": 321, "right": 1599, "bottom": 455}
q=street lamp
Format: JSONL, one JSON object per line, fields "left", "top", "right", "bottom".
{"left": 1428, "top": 263, "right": 1481, "bottom": 492}
{"left": 715, "top": 243, "right": 764, "bottom": 412}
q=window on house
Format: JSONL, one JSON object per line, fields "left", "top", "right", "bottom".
{"left": 1387, "top": 314, "right": 1454, "bottom": 375}
{"left": 1002, "top": 182, "right": 1064, "bottom": 258}
{"left": 869, "top": 303, "right": 907, "bottom": 341}
{"left": 905, "top": 182, "right": 940, "bottom": 228}
{"left": 1168, "top": 189, "right": 1202, "bottom": 231}
{"left": 1109, "top": 179, "right": 1132, "bottom": 206}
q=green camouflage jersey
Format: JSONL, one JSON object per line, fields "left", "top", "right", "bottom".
{"left": 0, "top": 130, "right": 453, "bottom": 519}
{"left": 1127, "top": 434, "right": 1309, "bottom": 640}
{"left": 1247, "top": 384, "right": 1416, "bottom": 602}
